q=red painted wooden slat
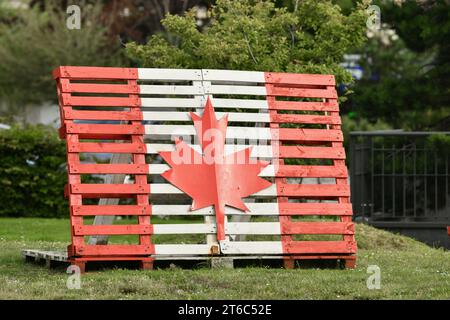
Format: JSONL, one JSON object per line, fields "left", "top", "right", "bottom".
{"left": 278, "top": 202, "right": 353, "bottom": 216}
{"left": 66, "top": 123, "right": 144, "bottom": 135}
{"left": 62, "top": 94, "right": 140, "bottom": 107}
{"left": 277, "top": 128, "right": 343, "bottom": 142}
{"left": 67, "top": 141, "right": 146, "bottom": 154}
{"left": 74, "top": 224, "right": 153, "bottom": 236}
{"left": 277, "top": 184, "right": 350, "bottom": 197}
{"left": 63, "top": 108, "right": 142, "bottom": 121}
{"left": 70, "top": 184, "right": 150, "bottom": 195}
{"left": 265, "top": 72, "right": 335, "bottom": 86}
{"left": 53, "top": 66, "right": 138, "bottom": 80}
{"left": 271, "top": 113, "right": 341, "bottom": 125}
{"left": 69, "top": 163, "right": 149, "bottom": 174}
{"left": 72, "top": 205, "right": 151, "bottom": 216}
{"left": 61, "top": 83, "right": 139, "bottom": 94}
{"left": 73, "top": 244, "right": 154, "bottom": 256}
{"left": 266, "top": 86, "right": 337, "bottom": 99}
{"left": 275, "top": 165, "right": 348, "bottom": 178}
{"left": 279, "top": 146, "right": 345, "bottom": 159}
{"left": 282, "top": 222, "right": 354, "bottom": 235}
{"left": 284, "top": 241, "right": 356, "bottom": 254}
{"left": 270, "top": 101, "right": 339, "bottom": 112}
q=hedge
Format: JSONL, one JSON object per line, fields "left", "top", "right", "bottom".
{"left": 0, "top": 124, "right": 68, "bottom": 218}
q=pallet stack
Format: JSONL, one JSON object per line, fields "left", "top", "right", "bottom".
{"left": 53, "top": 66, "right": 356, "bottom": 272}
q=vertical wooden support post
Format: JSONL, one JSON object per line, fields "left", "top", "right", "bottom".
{"left": 328, "top": 92, "right": 357, "bottom": 268}
{"left": 265, "top": 84, "right": 293, "bottom": 269}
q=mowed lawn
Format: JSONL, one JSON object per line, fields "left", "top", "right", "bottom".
{"left": 0, "top": 217, "right": 449, "bottom": 299}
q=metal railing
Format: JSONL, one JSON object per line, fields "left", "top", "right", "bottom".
{"left": 349, "top": 131, "right": 450, "bottom": 223}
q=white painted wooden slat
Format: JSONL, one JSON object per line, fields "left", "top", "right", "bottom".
{"left": 140, "top": 98, "right": 268, "bottom": 109}
{"left": 144, "top": 125, "right": 272, "bottom": 140}
{"left": 142, "top": 111, "right": 270, "bottom": 123}
{"left": 148, "top": 164, "right": 276, "bottom": 177}
{"left": 202, "top": 69, "right": 265, "bottom": 83}
{"left": 211, "top": 99, "right": 269, "bottom": 109}
{"left": 149, "top": 183, "right": 276, "bottom": 196}
{"left": 225, "top": 222, "right": 281, "bottom": 235}
{"left": 219, "top": 241, "right": 283, "bottom": 254}
{"left": 145, "top": 143, "right": 273, "bottom": 157}
{"left": 151, "top": 203, "right": 280, "bottom": 216}
{"left": 154, "top": 244, "right": 212, "bottom": 255}
{"left": 140, "top": 98, "right": 200, "bottom": 108}
{"left": 205, "top": 85, "right": 267, "bottom": 96}
{"left": 153, "top": 223, "right": 216, "bottom": 234}
{"left": 138, "top": 68, "right": 202, "bottom": 81}
{"left": 139, "top": 85, "right": 203, "bottom": 95}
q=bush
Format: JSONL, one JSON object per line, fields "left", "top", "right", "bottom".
{"left": 0, "top": 124, "right": 68, "bottom": 218}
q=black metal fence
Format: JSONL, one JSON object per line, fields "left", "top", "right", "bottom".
{"left": 349, "top": 131, "right": 450, "bottom": 223}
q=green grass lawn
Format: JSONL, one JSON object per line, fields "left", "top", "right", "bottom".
{"left": 0, "top": 217, "right": 448, "bottom": 299}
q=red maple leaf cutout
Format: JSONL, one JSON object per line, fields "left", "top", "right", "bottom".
{"left": 159, "top": 97, "right": 272, "bottom": 240}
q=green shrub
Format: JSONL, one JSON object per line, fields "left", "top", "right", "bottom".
{"left": 0, "top": 124, "right": 68, "bottom": 218}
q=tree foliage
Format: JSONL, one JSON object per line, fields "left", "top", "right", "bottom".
{"left": 126, "top": 0, "right": 370, "bottom": 86}
{"left": 0, "top": 0, "right": 125, "bottom": 107}
{"left": 345, "top": 0, "right": 450, "bottom": 130}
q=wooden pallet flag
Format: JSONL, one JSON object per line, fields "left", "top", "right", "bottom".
{"left": 53, "top": 66, "right": 356, "bottom": 271}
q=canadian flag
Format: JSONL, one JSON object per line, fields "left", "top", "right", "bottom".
{"left": 55, "top": 67, "right": 356, "bottom": 258}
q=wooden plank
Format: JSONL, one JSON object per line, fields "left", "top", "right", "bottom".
{"left": 140, "top": 98, "right": 199, "bottom": 108}
{"left": 139, "top": 85, "right": 203, "bottom": 95}
{"left": 144, "top": 125, "right": 272, "bottom": 140}
{"left": 145, "top": 143, "right": 273, "bottom": 158}
{"left": 281, "top": 222, "right": 354, "bottom": 235}
{"left": 205, "top": 85, "right": 266, "bottom": 96}
{"left": 278, "top": 128, "right": 343, "bottom": 142}
{"left": 73, "top": 244, "right": 153, "bottom": 256}
{"left": 277, "top": 184, "right": 350, "bottom": 197}
{"left": 224, "top": 222, "right": 353, "bottom": 235}
{"left": 151, "top": 203, "right": 279, "bottom": 216}
{"left": 212, "top": 98, "right": 268, "bottom": 110}
{"left": 67, "top": 141, "right": 146, "bottom": 154}
{"left": 153, "top": 224, "right": 216, "bottom": 234}
{"left": 61, "top": 82, "right": 139, "bottom": 94}
{"left": 63, "top": 108, "right": 142, "bottom": 121}
{"left": 265, "top": 72, "right": 335, "bottom": 86}
{"left": 279, "top": 146, "right": 345, "bottom": 159}
{"left": 271, "top": 113, "right": 341, "bottom": 125}
{"left": 270, "top": 101, "right": 339, "bottom": 112}
{"left": 220, "top": 240, "right": 355, "bottom": 254}
{"left": 220, "top": 241, "right": 283, "bottom": 254}
{"left": 154, "top": 244, "right": 212, "bottom": 255}
{"left": 266, "top": 86, "right": 337, "bottom": 99}
{"left": 142, "top": 111, "right": 270, "bottom": 123}
{"left": 70, "top": 184, "right": 150, "bottom": 196}
{"left": 202, "top": 69, "right": 265, "bottom": 83}
{"left": 138, "top": 68, "right": 202, "bottom": 81}
{"left": 225, "top": 222, "right": 281, "bottom": 235}
{"left": 74, "top": 224, "right": 152, "bottom": 236}
{"left": 53, "top": 66, "right": 137, "bottom": 80}
{"left": 275, "top": 165, "right": 348, "bottom": 178}
{"left": 69, "top": 163, "right": 148, "bottom": 174}
{"left": 148, "top": 164, "right": 347, "bottom": 178}
{"left": 72, "top": 205, "right": 150, "bottom": 216}
{"left": 149, "top": 183, "right": 277, "bottom": 197}
{"left": 278, "top": 202, "right": 353, "bottom": 215}
{"left": 284, "top": 241, "right": 356, "bottom": 254}
{"left": 66, "top": 124, "right": 144, "bottom": 135}
{"left": 62, "top": 95, "right": 140, "bottom": 107}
